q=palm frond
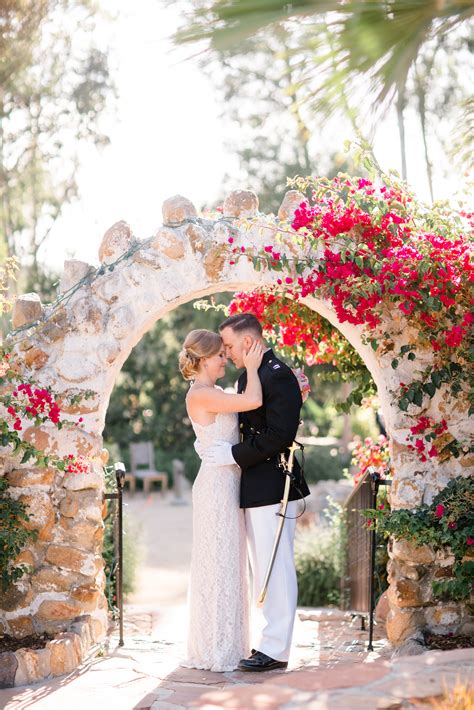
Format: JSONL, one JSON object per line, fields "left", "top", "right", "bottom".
{"left": 175, "top": 0, "right": 474, "bottom": 105}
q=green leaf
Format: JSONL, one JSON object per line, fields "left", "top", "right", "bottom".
{"left": 407, "top": 352, "right": 416, "bottom": 361}
{"left": 413, "top": 390, "right": 423, "bottom": 407}
{"left": 423, "top": 382, "right": 436, "bottom": 398}
{"left": 399, "top": 397, "right": 409, "bottom": 412}
{"left": 391, "top": 358, "right": 399, "bottom": 369}
{"left": 431, "top": 371, "right": 442, "bottom": 388}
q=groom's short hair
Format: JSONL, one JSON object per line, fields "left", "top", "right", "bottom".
{"left": 219, "top": 312, "right": 263, "bottom": 337}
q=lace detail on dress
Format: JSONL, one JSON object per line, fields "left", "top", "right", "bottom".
{"left": 183, "top": 410, "right": 250, "bottom": 672}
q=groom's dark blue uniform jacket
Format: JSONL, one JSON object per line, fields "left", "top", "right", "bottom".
{"left": 231, "top": 349, "right": 310, "bottom": 509}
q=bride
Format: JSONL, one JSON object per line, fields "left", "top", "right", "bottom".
{"left": 178, "top": 328, "right": 264, "bottom": 672}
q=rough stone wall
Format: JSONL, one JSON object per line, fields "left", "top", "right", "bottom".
{"left": 1, "top": 190, "right": 472, "bottom": 670}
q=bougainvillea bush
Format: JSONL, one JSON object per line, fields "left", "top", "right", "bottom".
{"left": 0, "top": 261, "right": 93, "bottom": 589}
{"left": 228, "top": 170, "right": 473, "bottom": 464}
{"left": 365, "top": 474, "right": 474, "bottom": 603}
{"left": 350, "top": 434, "right": 390, "bottom": 486}
{"left": 0, "top": 349, "right": 94, "bottom": 590}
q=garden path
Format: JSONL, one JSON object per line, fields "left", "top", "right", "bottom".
{"left": 1, "top": 491, "right": 473, "bottom": 708}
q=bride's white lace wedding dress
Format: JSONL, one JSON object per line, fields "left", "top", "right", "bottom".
{"left": 183, "top": 409, "right": 250, "bottom": 672}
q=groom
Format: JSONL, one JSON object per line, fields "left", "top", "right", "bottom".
{"left": 206, "top": 312, "right": 310, "bottom": 672}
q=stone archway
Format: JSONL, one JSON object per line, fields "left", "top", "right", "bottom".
{"left": 1, "top": 189, "right": 471, "bottom": 683}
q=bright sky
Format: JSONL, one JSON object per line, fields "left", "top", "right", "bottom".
{"left": 41, "top": 0, "right": 468, "bottom": 273}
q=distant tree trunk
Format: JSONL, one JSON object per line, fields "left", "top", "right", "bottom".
{"left": 413, "top": 46, "right": 440, "bottom": 204}
{"left": 396, "top": 85, "right": 408, "bottom": 181}
{"left": 417, "top": 84, "right": 434, "bottom": 202}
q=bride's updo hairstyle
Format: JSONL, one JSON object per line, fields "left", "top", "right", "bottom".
{"left": 179, "top": 329, "right": 222, "bottom": 381}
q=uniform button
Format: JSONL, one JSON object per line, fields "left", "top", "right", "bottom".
{"left": 269, "top": 359, "right": 272, "bottom": 363}
{"left": 240, "top": 423, "right": 243, "bottom": 429}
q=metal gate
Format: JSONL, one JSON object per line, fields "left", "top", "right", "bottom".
{"left": 341, "top": 467, "right": 391, "bottom": 650}
{"left": 103, "top": 461, "right": 126, "bottom": 647}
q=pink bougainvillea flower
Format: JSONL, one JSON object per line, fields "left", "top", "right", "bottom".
{"left": 435, "top": 504, "right": 445, "bottom": 519}
{"left": 448, "top": 521, "right": 457, "bottom": 530}
{"left": 466, "top": 536, "right": 474, "bottom": 545}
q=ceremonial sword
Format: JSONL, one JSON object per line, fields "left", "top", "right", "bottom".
{"left": 257, "top": 440, "right": 300, "bottom": 607}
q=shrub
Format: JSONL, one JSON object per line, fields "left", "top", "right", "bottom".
{"left": 295, "top": 502, "right": 346, "bottom": 606}
{"left": 365, "top": 474, "right": 474, "bottom": 602}
{"left": 302, "top": 444, "right": 350, "bottom": 484}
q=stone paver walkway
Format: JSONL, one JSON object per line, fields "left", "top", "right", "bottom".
{"left": 1, "top": 604, "right": 472, "bottom": 709}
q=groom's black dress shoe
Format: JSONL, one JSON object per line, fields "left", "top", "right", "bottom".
{"left": 238, "top": 651, "right": 288, "bottom": 672}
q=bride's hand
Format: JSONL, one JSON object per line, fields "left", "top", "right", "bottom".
{"left": 243, "top": 341, "right": 265, "bottom": 370}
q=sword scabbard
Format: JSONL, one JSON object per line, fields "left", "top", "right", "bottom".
{"left": 256, "top": 442, "right": 299, "bottom": 607}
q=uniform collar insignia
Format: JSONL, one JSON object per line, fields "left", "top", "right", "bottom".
{"left": 262, "top": 348, "right": 274, "bottom": 366}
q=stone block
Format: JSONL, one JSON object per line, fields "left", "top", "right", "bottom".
{"left": 7, "top": 468, "right": 55, "bottom": 488}
{"left": 0, "top": 652, "right": 18, "bottom": 689}
{"left": 386, "top": 607, "right": 424, "bottom": 645}
{"left": 223, "top": 189, "right": 258, "bottom": 218}
{"left": 162, "top": 195, "right": 197, "bottom": 226}
{"left": 63, "top": 470, "right": 103, "bottom": 492}
{"left": 151, "top": 227, "right": 185, "bottom": 259}
{"left": 203, "top": 244, "right": 227, "bottom": 281}
{"left": 59, "top": 495, "right": 79, "bottom": 518}
{"left": 60, "top": 520, "right": 103, "bottom": 553}
{"left": 390, "top": 638, "right": 426, "bottom": 658}
{"left": 99, "top": 220, "right": 133, "bottom": 264}
{"left": 425, "top": 604, "right": 462, "bottom": 633}
{"left": 57, "top": 631, "right": 84, "bottom": 661}
{"left": 71, "top": 583, "right": 100, "bottom": 610}
{"left": 14, "top": 648, "right": 50, "bottom": 686}
{"left": 71, "top": 618, "right": 92, "bottom": 651}
{"left": 391, "top": 477, "right": 424, "bottom": 508}
{"left": 56, "top": 354, "right": 99, "bottom": 383}
{"left": 24, "top": 347, "right": 49, "bottom": 370}
{"left": 107, "top": 305, "right": 135, "bottom": 340}
{"left": 0, "top": 582, "right": 33, "bottom": 612}
{"left": 47, "top": 637, "right": 79, "bottom": 676}
{"left": 89, "top": 611, "right": 108, "bottom": 642}
{"left": 391, "top": 538, "right": 435, "bottom": 565}
{"left": 19, "top": 493, "right": 54, "bottom": 542}
{"left": 57, "top": 389, "right": 100, "bottom": 416}
{"left": 31, "top": 566, "right": 78, "bottom": 592}
{"left": 70, "top": 295, "right": 105, "bottom": 335}
{"left": 22, "top": 426, "right": 53, "bottom": 454}
{"left": 45, "top": 545, "right": 96, "bottom": 576}
{"left": 60, "top": 260, "right": 94, "bottom": 293}
{"left": 14, "top": 549, "right": 35, "bottom": 567}
{"left": 7, "top": 615, "right": 35, "bottom": 638}
{"left": 388, "top": 578, "right": 423, "bottom": 608}
{"left": 278, "top": 190, "right": 305, "bottom": 222}
{"left": 185, "top": 223, "right": 207, "bottom": 253}
{"left": 36, "top": 599, "right": 80, "bottom": 621}
{"left": 12, "top": 293, "right": 43, "bottom": 329}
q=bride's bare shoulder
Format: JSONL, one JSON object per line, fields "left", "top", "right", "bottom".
{"left": 186, "top": 385, "right": 214, "bottom": 404}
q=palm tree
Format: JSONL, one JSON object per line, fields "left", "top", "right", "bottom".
{"left": 176, "top": 1, "right": 473, "bottom": 100}
{"left": 175, "top": 1, "right": 474, "bottom": 183}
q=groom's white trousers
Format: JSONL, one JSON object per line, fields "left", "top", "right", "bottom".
{"left": 245, "top": 500, "right": 298, "bottom": 662}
